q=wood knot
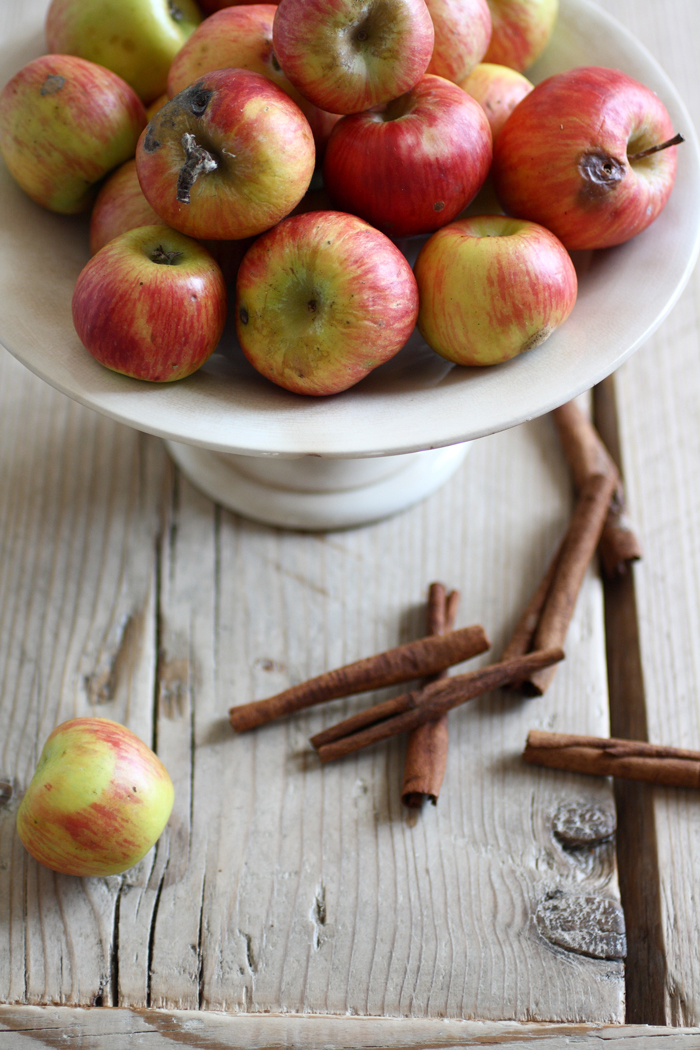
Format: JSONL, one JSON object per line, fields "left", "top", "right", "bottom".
{"left": 536, "top": 891, "right": 626, "bottom": 960}
{"left": 0, "top": 779, "right": 13, "bottom": 806}
{"left": 552, "top": 801, "right": 616, "bottom": 847}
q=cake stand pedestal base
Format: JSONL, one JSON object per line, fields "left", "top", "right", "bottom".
{"left": 165, "top": 441, "right": 471, "bottom": 530}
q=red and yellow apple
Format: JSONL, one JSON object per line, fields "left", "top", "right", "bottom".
{"left": 492, "top": 65, "right": 681, "bottom": 250}
{"left": 414, "top": 214, "right": 577, "bottom": 365}
{"left": 166, "top": 6, "right": 340, "bottom": 156}
{"left": 484, "top": 0, "right": 558, "bottom": 72}
{"left": 235, "top": 211, "right": 420, "bottom": 395}
{"left": 90, "top": 158, "right": 166, "bottom": 255}
{"left": 73, "top": 225, "right": 227, "bottom": 381}
{"left": 17, "top": 717, "right": 174, "bottom": 877}
{"left": 425, "top": 0, "right": 492, "bottom": 83}
{"left": 0, "top": 54, "right": 146, "bottom": 214}
{"left": 136, "top": 69, "right": 316, "bottom": 240}
{"left": 272, "top": 0, "right": 435, "bottom": 115}
{"left": 45, "top": 0, "right": 202, "bottom": 104}
{"left": 459, "top": 61, "right": 533, "bottom": 140}
{"left": 323, "top": 74, "right": 492, "bottom": 238}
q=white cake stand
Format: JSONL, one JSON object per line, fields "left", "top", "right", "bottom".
{"left": 1, "top": 0, "right": 699, "bottom": 529}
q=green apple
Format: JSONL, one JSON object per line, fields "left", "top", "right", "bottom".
{"left": 45, "top": 0, "right": 202, "bottom": 104}
{"left": 17, "top": 717, "right": 174, "bottom": 877}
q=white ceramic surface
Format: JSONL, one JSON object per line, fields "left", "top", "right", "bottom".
{"left": 1, "top": 0, "right": 699, "bottom": 470}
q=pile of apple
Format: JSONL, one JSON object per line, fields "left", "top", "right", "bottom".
{"left": 0, "top": 0, "right": 682, "bottom": 394}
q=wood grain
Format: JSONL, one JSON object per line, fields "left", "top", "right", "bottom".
{"left": 597, "top": 0, "right": 700, "bottom": 1026}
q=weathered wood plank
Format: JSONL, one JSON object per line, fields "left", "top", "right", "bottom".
{"left": 3, "top": 1007, "right": 700, "bottom": 1049}
{"left": 0, "top": 349, "right": 168, "bottom": 1006}
{"left": 597, "top": 0, "right": 700, "bottom": 1027}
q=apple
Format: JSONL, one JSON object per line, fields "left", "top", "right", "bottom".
{"left": 484, "top": 0, "right": 558, "bottom": 72}
{"left": 146, "top": 93, "right": 170, "bottom": 121}
{"left": 17, "top": 717, "right": 174, "bottom": 877}
{"left": 73, "top": 225, "right": 227, "bottom": 381}
{"left": 90, "top": 159, "right": 166, "bottom": 255}
{"left": 199, "top": 0, "right": 271, "bottom": 9}
{"left": 0, "top": 54, "right": 146, "bottom": 214}
{"left": 235, "top": 211, "right": 420, "bottom": 395}
{"left": 491, "top": 66, "right": 681, "bottom": 250}
{"left": 272, "top": 0, "right": 435, "bottom": 115}
{"left": 323, "top": 74, "right": 492, "bottom": 238}
{"left": 458, "top": 61, "right": 533, "bottom": 140}
{"left": 425, "top": 0, "right": 492, "bottom": 84}
{"left": 136, "top": 69, "right": 316, "bottom": 240}
{"left": 167, "top": 6, "right": 340, "bottom": 157}
{"left": 414, "top": 214, "right": 577, "bottom": 366}
{"left": 45, "top": 0, "right": 202, "bottom": 104}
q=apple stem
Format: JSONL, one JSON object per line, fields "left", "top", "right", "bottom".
{"left": 151, "top": 245, "right": 184, "bottom": 266}
{"left": 628, "top": 132, "right": 684, "bottom": 162}
{"left": 177, "top": 133, "right": 218, "bottom": 205}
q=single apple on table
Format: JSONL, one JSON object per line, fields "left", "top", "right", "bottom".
{"left": 425, "top": 0, "right": 492, "bottom": 84}
{"left": 136, "top": 69, "right": 316, "bottom": 241}
{"left": 272, "top": 0, "right": 435, "bottom": 115}
{"left": 323, "top": 74, "right": 492, "bottom": 238}
{"left": 0, "top": 54, "right": 146, "bottom": 214}
{"left": 45, "top": 0, "right": 202, "bottom": 104}
{"left": 73, "top": 224, "right": 228, "bottom": 382}
{"left": 414, "top": 215, "right": 578, "bottom": 366}
{"left": 17, "top": 717, "right": 174, "bottom": 877}
{"left": 491, "top": 65, "right": 682, "bottom": 250}
{"left": 235, "top": 211, "right": 420, "bottom": 396}
{"left": 167, "top": 6, "right": 340, "bottom": 156}
{"left": 459, "top": 61, "right": 533, "bottom": 140}
{"left": 484, "top": 0, "right": 558, "bottom": 72}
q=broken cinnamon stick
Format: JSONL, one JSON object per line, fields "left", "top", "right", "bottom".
{"left": 519, "top": 471, "right": 617, "bottom": 695}
{"left": 524, "top": 730, "right": 700, "bottom": 789}
{"left": 314, "top": 647, "right": 564, "bottom": 764}
{"left": 552, "top": 399, "right": 642, "bottom": 577}
{"left": 229, "top": 623, "right": 490, "bottom": 732}
{"left": 401, "top": 584, "right": 459, "bottom": 809}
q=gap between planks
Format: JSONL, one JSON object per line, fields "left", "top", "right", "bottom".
{"left": 593, "top": 375, "right": 667, "bottom": 1024}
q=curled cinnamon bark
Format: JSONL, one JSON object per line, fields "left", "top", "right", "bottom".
{"left": 524, "top": 729, "right": 700, "bottom": 789}
{"left": 230, "top": 623, "right": 490, "bottom": 732}
{"left": 313, "top": 647, "right": 564, "bottom": 764}
{"left": 401, "top": 584, "right": 460, "bottom": 809}
{"left": 552, "top": 399, "right": 642, "bottom": 577}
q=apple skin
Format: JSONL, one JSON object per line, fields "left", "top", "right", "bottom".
{"left": 425, "top": 0, "right": 492, "bottom": 84}
{"left": 73, "top": 225, "right": 227, "bottom": 382}
{"left": 458, "top": 62, "right": 533, "bottom": 140}
{"left": 136, "top": 69, "right": 316, "bottom": 240}
{"left": 272, "top": 0, "right": 435, "bottom": 115}
{"left": 167, "top": 7, "right": 340, "bottom": 156}
{"left": 491, "top": 66, "right": 679, "bottom": 250}
{"left": 45, "top": 0, "right": 202, "bottom": 104}
{"left": 414, "top": 214, "right": 577, "bottom": 366}
{"left": 16, "top": 717, "right": 174, "bottom": 877}
{"left": 90, "top": 159, "right": 166, "bottom": 255}
{"left": 0, "top": 54, "right": 146, "bottom": 215}
{"left": 235, "top": 211, "right": 420, "bottom": 396}
{"left": 323, "top": 74, "right": 492, "bottom": 238}
{"left": 484, "top": 0, "right": 558, "bottom": 72}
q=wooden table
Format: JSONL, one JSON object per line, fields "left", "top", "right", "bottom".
{"left": 2, "top": 0, "right": 700, "bottom": 1045}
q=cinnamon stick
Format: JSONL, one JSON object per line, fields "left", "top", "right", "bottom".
{"left": 524, "top": 729, "right": 700, "bottom": 789}
{"left": 401, "top": 583, "right": 459, "bottom": 808}
{"left": 519, "top": 471, "right": 617, "bottom": 695}
{"left": 313, "top": 647, "right": 564, "bottom": 764}
{"left": 552, "top": 399, "right": 642, "bottom": 577}
{"left": 500, "top": 544, "right": 562, "bottom": 662}
{"left": 229, "top": 623, "right": 490, "bottom": 732}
